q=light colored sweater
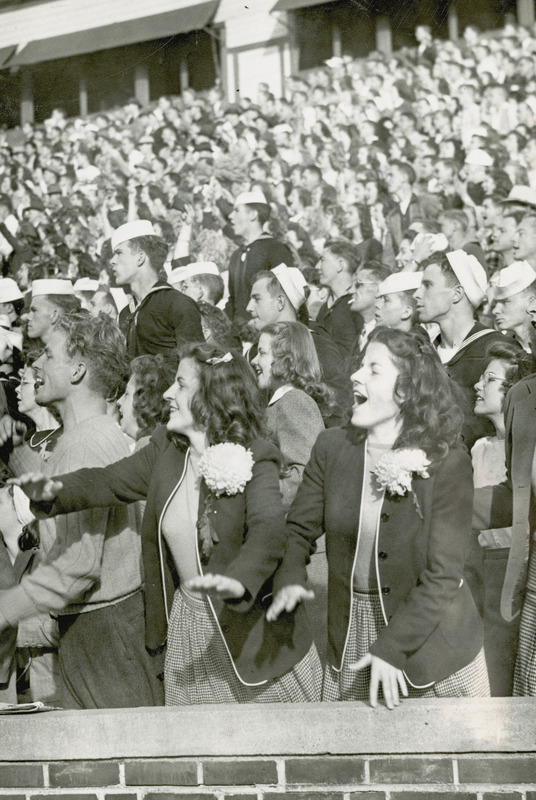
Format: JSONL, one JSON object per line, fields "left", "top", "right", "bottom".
{"left": 0, "top": 415, "right": 143, "bottom": 627}
{"left": 265, "top": 386, "right": 324, "bottom": 511}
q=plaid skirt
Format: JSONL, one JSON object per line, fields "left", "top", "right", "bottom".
{"left": 513, "top": 588, "right": 536, "bottom": 696}
{"left": 322, "top": 591, "right": 490, "bottom": 702}
{"left": 164, "top": 586, "right": 322, "bottom": 705}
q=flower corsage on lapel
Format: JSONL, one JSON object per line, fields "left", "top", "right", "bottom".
{"left": 372, "top": 448, "right": 430, "bottom": 518}
{"left": 197, "top": 442, "right": 255, "bottom": 563}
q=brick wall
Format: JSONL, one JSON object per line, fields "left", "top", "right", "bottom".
{"left": 1, "top": 699, "right": 536, "bottom": 800}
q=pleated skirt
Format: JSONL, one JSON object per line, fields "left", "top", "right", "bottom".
{"left": 322, "top": 591, "right": 490, "bottom": 702}
{"left": 165, "top": 586, "right": 322, "bottom": 705}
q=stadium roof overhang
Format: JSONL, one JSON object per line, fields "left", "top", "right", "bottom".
{"left": 271, "top": 0, "right": 337, "bottom": 10}
{"left": 9, "top": 0, "right": 219, "bottom": 66}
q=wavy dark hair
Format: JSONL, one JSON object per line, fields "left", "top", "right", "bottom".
{"left": 130, "top": 354, "right": 176, "bottom": 439}
{"left": 364, "top": 327, "right": 465, "bottom": 464}
{"left": 261, "top": 321, "right": 335, "bottom": 416}
{"left": 180, "top": 342, "right": 264, "bottom": 447}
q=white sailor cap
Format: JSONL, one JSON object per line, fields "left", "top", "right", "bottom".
{"left": 493, "top": 261, "right": 536, "bottom": 300}
{"left": 31, "top": 279, "right": 74, "bottom": 297}
{"left": 111, "top": 220, "right": 157, "bottom": 250}
{"left": 378, "top": 272, "right": 422, "bottom": 296}
{"left": 271, "top": 264, "right": 307, "bottom": 311}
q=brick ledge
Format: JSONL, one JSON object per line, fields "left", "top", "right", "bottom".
{"left": 0, "top": 699, "right": 532, "bottom": 760}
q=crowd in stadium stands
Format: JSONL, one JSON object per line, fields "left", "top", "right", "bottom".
{"left": 1, "top": 19, "right": 536, "bottom": 709}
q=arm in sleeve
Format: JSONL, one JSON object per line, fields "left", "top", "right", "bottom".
{"left": 370, "top": 448, "right": 475, "bottom": 670}
{"left": 31, "top": 428, "right": 166, "bottom": 518}
{"left": 221, "top": 445, "right": 289, "bottom": 611}
{"left": 0, "top": 506, "right": 111, "bottom": 624}
{"left": 272, "top": 432, "right": 328, "bottom": 592}
{"left": 167, "top": 292, "right": 204, "bottom": 349}
{"left": 274, "top": 393, "right": 324, "bottom": 510}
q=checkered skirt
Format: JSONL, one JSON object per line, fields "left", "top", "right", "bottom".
{"left": 513, "top": 588, "right": 536, "bottom": 696}
{"left": 164, "top": 586, "right": 322, "bottom": 705}
{"left": 322, "top": 591, "right": 490, "bottom": 702}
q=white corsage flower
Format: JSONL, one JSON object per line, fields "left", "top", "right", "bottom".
{"left": 373, "top": 448, "right": 430, "bottom": 497}
{"left": 198, "top": 442, "right": 254, "bottom": 497}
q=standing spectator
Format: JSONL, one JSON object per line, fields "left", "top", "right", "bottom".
{"left": 26, "top": 280, "right": 81, "bottom": 344}
{"left": 17, "top": 344, "right": 322, "bottom": 705}
{"left": 490, "top": 209, "right": 522, "bottom": 269}
{"left": 492, "top": 261, "right": 536, "bottom": 352}
{"left": 225, "top": 191, "right": 293, "bottom": 323}
{"left": 512, "top": 214, "right": 536, "bottom": 270}
{"left": 438, "top": 210, "right": 487, "bottom": 269}
{"left": 247, "top": 265, "right": 352, "bottom": 425}
{"left": 112, "top": 220, "right": 203, "bottom": 358}
{"left": 414, "top": 251, "right": 505, "bottom": 448}
{"left": 466, "top": 341, "right": 522, "bottom": 696}
{"left": 374, "top": 272, "right": 423, "bottom": 333}
{"left": 252, "top": 321, "right": 327, "bottom": 510}
{"left": 384, "top": 161, "right": 424, "bottom": 268}
{"left": 269, "top": 328, "right": 489, "bottom": 707}
{"left": 0, "top": 314, "right": 163, "bottom": 709}
{"left": 350, "top": 261, "right": 391, "bottom": 356}
{"left": 315, "top": 240, "right": 364, "bottom": 360}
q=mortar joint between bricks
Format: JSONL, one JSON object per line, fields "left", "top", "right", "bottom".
{"left": 197, "top": 759, "right": 204, "bottom": 786}
{"left": 275, "top": 758, "right": 285, "bottom": 788}
{"left": 363, "top": 759, "right": 371, "bottom": 784}
{"left": 452, "top": 757, "right": 459, "bottom": 785}
{"left": 118, "top": 763, "right": 126, "bottom": 787}
{"left": 42, "top": 763, "right": 50, "bottom": 789}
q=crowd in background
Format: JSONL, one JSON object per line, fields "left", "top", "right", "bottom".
{"left": 0, "top": 18, "right": 535, "bottom": 709}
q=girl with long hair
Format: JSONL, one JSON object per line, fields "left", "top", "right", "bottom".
{"left": 268, "top": 327, "right": 489, "bottom": 707}
{"left": 252, "top": 321, "right": 330, "bottom": 510}
{"left": 15, "top": 343, "right": 321, "bottom": 705}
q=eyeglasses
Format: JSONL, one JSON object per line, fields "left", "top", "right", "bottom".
{"left": 479, "top": 371, "right": 507, "bottom": 388}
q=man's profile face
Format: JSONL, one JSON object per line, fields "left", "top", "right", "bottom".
{"left": 246, "top": 279, "right": 280, "bottom": 329}
{"left": 513, "top": 218, "right": 536, "bottom": 262}
{"left": 491, "top": 215, "right": 517, "bottom": 254}
{"left": 111, "top": 241, "right": 139, "bottom": 287}
{"left": 413, "top": 263, "right": 455, "bottom": 323}
{"left": 33, "top": 329, "right": 74, "bottom": 406}
{"left": 27, "top": 295, "right": 56, "bottom": 340}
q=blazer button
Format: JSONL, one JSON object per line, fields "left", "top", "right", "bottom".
{"left": 380, "top": 512, "right": 389, "bottom": 522}
{"left": 381, "top": 586, "right": 391, "bottom": 595}
{"left": 378, "top": 551, "right": 388, "bottom": 560}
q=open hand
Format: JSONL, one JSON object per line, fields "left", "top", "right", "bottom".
{"left": 185, "top": 573, "right": 245, "bottom": 600}
{"left": 350, "top": 652, "right": 408, "bottom": 710}
{"left": 7, "top": 473, "right": 63, "bottom": 503}
{"left": 266, "top": 585, "right": 314, "bottom": 622}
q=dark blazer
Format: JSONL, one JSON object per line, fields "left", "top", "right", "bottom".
{"left": 275, "top": 427, "right": 483, "bottom": 687}
{"left": 32, "top": 429, "right": 312, "bottom": 685}
{"left": 473, "top": 374, "right": 536, "bottom": 621}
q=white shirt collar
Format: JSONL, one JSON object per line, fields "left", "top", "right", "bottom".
{"left": 268, "top": 384, "right": 294, "bottom": 406}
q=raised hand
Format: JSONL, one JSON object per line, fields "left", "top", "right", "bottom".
{"left": 266, "top": 585, "right": 314, "bottom": 622}
{"left": 186, "top": 573, "right": 245, "bottom": 600}
{"left": 7, "top": 473, "right": 63, "bottom": 503}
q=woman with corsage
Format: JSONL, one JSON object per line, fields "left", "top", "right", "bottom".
{"left": 268, "top": 327, "right": 490, "bottom": 708}
{"left": 13, "top": 343, "right": 321, "bottom": 705}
